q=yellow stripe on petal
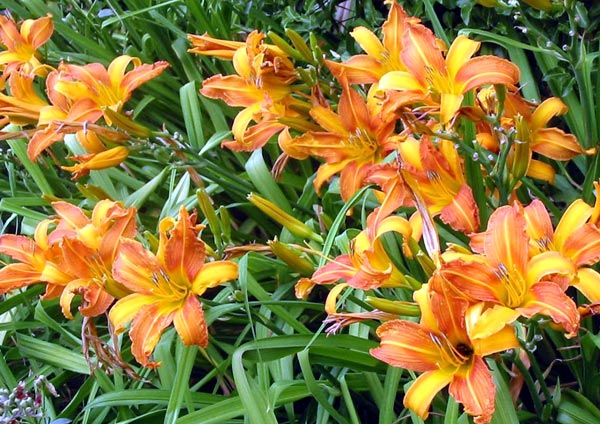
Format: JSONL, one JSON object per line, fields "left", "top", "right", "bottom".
{"left": 404, "top": 370, "right": 454, "bottom": 420}
{"left": 192, "top": 260, "right": 238, "bottom": 296}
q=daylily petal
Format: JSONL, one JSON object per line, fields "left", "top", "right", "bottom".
{"left": 351, "top": 27, "right": 385, "bottom": 59}
{"left": 526, "top": 159, "right": 555, "bottom": 184}
{"left": 119, "top": 59, "right": 169, "bottom": 95}
{"left": 439, "top": 92, "right": 464, "bottom": 124}
{"left": 325, "top": 56, "right": 383, "bottom": 83}
{"left": 173, "top": 295, "right": 209, "bottom": 347}
{"left": 370, "top": 319, "right": 442, "bottom": 372}
{"left": 523, "top": 199, "right": 553, "bottom": 254}
{"left": 0, "top": 263, "right": 42, "bottom": 294}
{"left": 161, "top": 207, "right": 205, "bottom": 285}
{"left": 456, "top": 56, "right": 520, "bottom": 92}
{"left": 532, "top": 128, "right": 585, "bottom": 160}
{"left": 200, "top": 74, "right": 262, "bottom": 107}
{"left": 129, "top": 302, "right": 176, "bottom": 368}
{"left": 404, "top": 369, "right": 454, "bottom": 420}
{"left": 449, "top": 356, "right": 495, "bottom": 424}
{"left": 401, "top": 24, "right": 446, "bottom": 85}
{"left": 561, "top": 223, "right": 600, "bottom": 266}
{"left": 379, "top": 70, "right": 423, "bottom": 92}
{"left": 526, "top": 251, "right": 575, "bottom": 288}
{"left": 112, "top": 239, "right": 160, "bottom": 294}
{"left": 439, "top": 183, "right": 479, "bottom": 233}
{"left": 519, "top": 281, "right": 579, "bottom": 337}
{"left": 466, "top": 302, "right": 520, "bottom": 342}
{"left": 440, "top": 259, "right": 502, "bottom": 303}
{"left": 109, "top": 293, "right": 156, "bottom": 333}
{"left": 484, "top": 204, "right": 528, "bottom": 272}
{"left": 472, "top": 323, "right": 519, "bottom": 357}
{"left": 573, "top": 267, "right": 600, "bottom": 303}
{"left": 446, "top": 35, "right": 479, "bottom": 80}
{"left": 0, "top": 234, "right": 38, "bottom": 263}
{"left": 192, "top": 260, "right": 238, "bottom": 296}
{"left": 554, "top": 199, "right": 593, "bottom": 251}
{"left": 530, "top": 97, "right": 567, "bottom": 130}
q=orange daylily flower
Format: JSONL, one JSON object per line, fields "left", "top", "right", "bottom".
{"left": 0, "top": 199, "right": 137, "bottom": 319}
{"left": 0, "top": 14, "right": 53, "bottom": 76}
{"left": 400, "top": 135, "right": 480, "bottom": 233}
{"left": 0, "top": 218, "right": 71, "bottom": 298}
{"left": 523, "top": 196, "right": 600, "bottom": 303}
{"left": 51, "top": 55, "right": 169, "bottom": 125}
{"left": 197, "top": 31, "right": 299, "bottom": 151}
{"left": 26, "top": 56, "right": 167, "bottom": 160}
{"left": 440, "top": 202, "right": 580, "bottom": 337}
{"left": 49, "top": 200, "right": 138, "bottom": 318}
{"left": 475, "top": 90, "right": 591, "bottom": 185}
{"left": 295, "top": 213, "right": 414, "bottom": 302}
{"left": 325, "top": 2, "right": 419, "bottom": 84}
{"left": 371, "top": 283, "right": 519, "bottom": 423}
{"left": 279, "top": 82, "right": 398, "bottom": 200}
{"left": 379, "top": 26, "right": 520, "bottom": 124}
{"left": 109, "top": 207, "right": 238, "bottom": 368}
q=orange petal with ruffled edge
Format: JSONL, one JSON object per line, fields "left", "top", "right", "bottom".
{"left": 440, "top": 183, "right": 480, "bottom": 233}
{"left": 449, "top": 356, "right": 495, "bottom": 424}
{"left": 561, "top": 223, "right": 600, "bottom": 266}
{"left": 519, "top": 281, "right": 579, "bottom": 338}
{"left": 173, "top": 295, "right": 209, "bottom": 347}
{"left": 160, "top": 207, "right": 205, "bottom": 285}
{"left": 456, "top": 56, "right": 520, "bottom": 92}
{"left": 112, "top": 239, "right": 160, "bottom": 294}
{"left": 532, "top": 128, "right": 586, "bottom": 160}
{"left": 0, "top": 263, "right": 42, "bottom": 294}
{"left": 129, "top": 302, "right": 176, "bottom": 368}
